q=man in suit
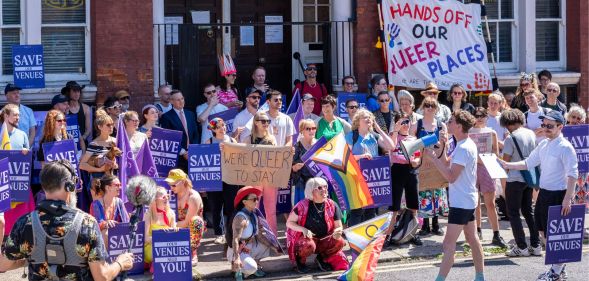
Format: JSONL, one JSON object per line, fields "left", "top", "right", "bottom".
{"left": 159, "top": 90, "right": 200, "bottom": 170}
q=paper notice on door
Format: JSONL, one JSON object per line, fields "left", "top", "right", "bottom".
{"left": 191, "top": 11, "right": 210, "bottom": 24}
{"left": 479, "top": 154, "right": 508, "bottom": 179}
{"left": 240, "top": 26, "right": 254, "bottom": 46}
{"left": 265, "top": 16, "right": 283, "bottom": 43}
{"left": 164, "top": 16, "right": 183, "bottom": 45}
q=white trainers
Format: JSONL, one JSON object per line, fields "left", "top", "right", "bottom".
{"left": 506, "top": 246, "right": 530, "bottom": 257}
{"left": 214, "top": 235, "right": 226, "bottom": 245}
{"left": 529, "top": 245, "right": 543, "bottom": 256}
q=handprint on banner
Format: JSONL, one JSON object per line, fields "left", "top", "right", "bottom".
{"left": 466, "top": 72, "right": 490, "bottom": 90}
{"left": 387, "top": 23, "right": 402, "bottom": 48}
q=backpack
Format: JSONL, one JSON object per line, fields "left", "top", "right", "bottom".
{"left": 351, "top": 129, "right": 382, "bottom": 156}
{"left": 524, "top": 107, "right": 550, "bottom": 120}
{"left": 388, "top": 209, "right": 419, "bottom": 244}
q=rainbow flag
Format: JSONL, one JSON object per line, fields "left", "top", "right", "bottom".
{"left": 0, "top": 122, "right": 11, "bottom": 150}
{"left": 309, "top": 133, "right": 373, "bottom": 210}
{"left": 337, "top": 235, "right": 386, "bottom": 281}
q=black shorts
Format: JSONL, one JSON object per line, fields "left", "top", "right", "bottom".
{"left": 448, "top": 207, "right": 475, "bottom": 225}
{"left": 535, "top": 189, "right": 567, "bottom": 232}
{"left": 390, "top": 164, "right": 419, "bottom": 211}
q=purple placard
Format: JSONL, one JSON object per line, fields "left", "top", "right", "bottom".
{"left": 66, "top": 114, "right": 82, "bottom": 152}
{"left": 0, "top": 158, "right": 11, "bottom": 212}
{"left": 188, "top": 144, "right": 222, "bottom": 192}
{"left": 276, "top": 183, "right": 292, "bottom": 214}
{"left": 359, "top": 156, "right": 392, "bottom": 208}
{"left": 150, "top": 127, "right": 182, "bottom": 176}
{"left": 0, "top": 150, "right": 32, "bottom": 202}
{"left": 152, "top": 228, "right": 192, "bottom": 281}
{"left": 336, "top": 92, "right": 367, "bottom": 118}
{"left": 42, "top": 140, "right": 81, "bottom": 189}
{"left": 545, "top": 204, "right": 586, "bottom": 264}
{"left": 32, "top": 111, "right": 47, "bottom": 184}
{"left": 562, "top": 125, "right": 588, "bottom": 173}
{"left": 107, "top": 222, "right": 145, "bottom": 275}
{"left": 208, "top": 107, "right": 239, "bottom": 134}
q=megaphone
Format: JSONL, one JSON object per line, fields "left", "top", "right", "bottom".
{"left": 400, "top": 134, "right": 438, "bottom": 161}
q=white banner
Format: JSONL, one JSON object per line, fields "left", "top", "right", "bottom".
{"left": 382, "top": 0, "right": 491, "bottom": 90}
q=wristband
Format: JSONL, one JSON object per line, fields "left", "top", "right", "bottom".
{"left": 115, "top": 261, "right": 123, "bottom": 271}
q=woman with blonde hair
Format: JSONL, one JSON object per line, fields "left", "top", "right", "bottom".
{"left": 245, "top": 111, "right": 276, "bottom": 145}
{"left": 511, "top": 72, "right": 540, "bottom": 112}
{"left": 144, "top": 187, "right": 177, "bottom": 270}
{"left": 122, "top": 111, "right": 148, "bottom": 157}
{"left": 291, "top": 119, "right": 317, "bottom": 205}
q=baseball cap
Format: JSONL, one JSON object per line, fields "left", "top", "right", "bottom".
{"left": 302, "top": 93, "right": 315, "bottom": 101}
{"left": 165, "top": 169, "right": 188, "bottom": 184}
{"left": 248, "top": 89, "right": 263, "bottom": 97}
{"left": 539, "top": 110, "right": 565, "bottom": 124}
{"left": 115, "top": 90, "right": 130, "bottom": 99}
{"left": 51, "top": 94, "right": 69, "bottom": 107}
{"left": 4, "top": 83, "right": 22, "bottom": 94}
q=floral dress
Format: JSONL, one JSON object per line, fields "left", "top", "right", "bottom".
{"left": 3, "top": 200, "right": 107, "bottom": 281}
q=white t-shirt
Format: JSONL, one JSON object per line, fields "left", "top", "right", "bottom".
{"left": 268, "top": 112, "right": 295, "bottom": 146}
{"left": 234, "top": 109, "right": 255, "bottom": 143}
{"left": 525, "top": 107, "right": 550, "bottom": 131}
{"left": 486, "top": 113, "right": 507, "bottom": 141}
{"left": 449, "top": 138, "right": 479, "bottom": 209}
{"left": 196, "top": 103, "right": 228, "bottom": 143}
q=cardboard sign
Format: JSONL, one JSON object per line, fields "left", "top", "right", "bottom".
{"left": 359, "top": 156, "right": 393, "bottom": 208}
{"left": 188, "top": 144, "right": 222, "bottom": 192}
{"left": 150, "top": 127, "right": 182, "bottom": 176}
{"left": 562, "top": 125, "right": 589, "bottom": 173}
{"left": 221, "top": 143, "right": 293, "bottom": 188}
{"left": 337, "top": 92, "right": 367, "bottom": 118}
{"left": 545, "top": 204, "right": 586, "bottom": 264}
{"left": 418, "top": 156, "right": 448, "bottom": 191}
{"left": 0, "top": 151, "right": 32, "bottom": 202}
{"left": 469, "top": 131, "right": 493, "bottom": 154}
{"left": 152, "top": 228, "right": 192, "bottom": 281}
{"left": 382, "top": 0, "right": 491, "bottom": 90}
{"left": 107, "top": 222, "right": 145, "bottom": 275}
{"left": 12, "top": 44, "right": 45, "bottom": 89}
{"left": 0, "top": 158, "right": 11, "bottom": 212}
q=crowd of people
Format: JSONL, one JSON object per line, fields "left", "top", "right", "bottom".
{"left": 0, "top": 66, "right": 586, "bottom": 281}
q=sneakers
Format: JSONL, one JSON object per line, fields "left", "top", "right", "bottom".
{"left": 529, "top": 245, "right": 543, "bottom": 256}
{"left": 418, "top": 226, "right": 431, "bottom": 236}
{"left": 253, "top": 269, "right": 266, "bottom": 277}
{"left": 491, "top": 236, "right": 507, "bottom": 248}
{"left": 431, "top": 228, "right": 444, "bottom": 236}
{"left": 214, "top": 235, "right": 226, "bottom": 245}
{"left": 536, "top": 266, "right": 567, "bottom": 281}
{"left": 506, "top": 246, "right": 530, "bottom": 257}
{"left": 315, "top": 256, "right": 332, "bottom": 272}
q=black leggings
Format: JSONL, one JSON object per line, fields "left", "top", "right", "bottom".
{"left": 389, "top": 164, "right": 419, "bottom": 211}
{"left": 207, "top": 183, "right": 241, "bottom": 235}
{"left": 505, "top": 181, "right": 539, "bottom": 249}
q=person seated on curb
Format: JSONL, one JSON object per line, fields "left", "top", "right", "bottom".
{"left": 227, "top": 186, "right": 280, "bottom": 281}
{"left": 286, "top": 177, "right": 349, "bottom": 273}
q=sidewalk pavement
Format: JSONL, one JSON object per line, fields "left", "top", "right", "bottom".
{"left": 125, "top": 212, "right": 589, "bottom": 280}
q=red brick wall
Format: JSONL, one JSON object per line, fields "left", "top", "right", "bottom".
{"left": 91, "top": 0, "right": 154, "bottom": 110}
{"left": 354, "top": 0, "right": 385, "bottom": 92}
{"left": 566, "top": 0, "right": 589, "bottom": 109}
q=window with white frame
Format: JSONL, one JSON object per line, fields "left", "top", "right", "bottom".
{"left": 303, "top": 0, "right": 330, "bottom": 43}
{"left": 0, "top": 0, "right": 90, "bottom": 80}
{"left": 481, "top": 0, "right": 517, "bottom": 68}
{"left": 536, "top": 0, "right": 565, "bottom": 67}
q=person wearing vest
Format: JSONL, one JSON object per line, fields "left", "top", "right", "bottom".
{"left": 286, "top": 177, "right": 349, "bottom": 274}
{"left": 0, "top": 160, "right": 134, "bottom": 280}
{"left": 228, "top": 186, "right": 279, "bottom": 281}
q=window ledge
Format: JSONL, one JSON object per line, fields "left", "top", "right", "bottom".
{"left": 496, "top": 72, "right": 581, "bottom": 87}
{"left": 0, "top": 82, "right": 96, "bottom": 106}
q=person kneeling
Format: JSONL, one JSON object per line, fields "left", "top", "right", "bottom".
{"left": 228, "top": 186, "right": 281, "bottom": 281}
{"left": 286, "top": 177, "right": 349, "bottom": 273}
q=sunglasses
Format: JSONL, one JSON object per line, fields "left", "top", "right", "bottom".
{"left": 474, "top": 114, "right": 487, "bottom": 119}
{"left": 248, "top": 95, "right": 261, "bottom": 100}
{"left": 347, "top": 105, "right": 359, "bottom": 109}
{"left": 344, "top": 81, "right": 354, "bottom": 85}
{"left": 520, "top": 83, "right": 531, "bottom": 87}
{"left": 540, "top": 124, "right": 558, "bottom": 129}
{"left": 107, "top": 105, "right": 121, "bottom": 110}
{"left": 305, "top": 127, "right": 317, "bottom": 131}
{"left": 401, "top": 119, "right": 410, "bottom": 125}
{"left": 306, "top": 67, "right": 317, "bottom": 71}
{"left": 315, "top": 185, "right": 327, "bottom": 191}
{"left": 451, "top": 91, "right": 463, "bottom": 95}
{"left": 423, "top": 104, "right": 436, "bottom": 109}
{"left": 245, "top": 197, "right": 259, "bottom": 202}
{"left": 55, "top": 119, "right": 66, "bottom": 123}
{"left": 205, "top": 89, "right": 217, "bottom": 95}
{"left": 256, "top": 119, "right": 271, "bottom": 124}
{"left": 272, "top": 98, "right": 282, "bottom": 103}
{"left": 118, "top": 96, "right": 129, "bottom": 101}
{"left": 546, "top": 88, "right": 559, "bottom": 93}
{"left": 379, "top": 99, "right": 391, "bottom": 103}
